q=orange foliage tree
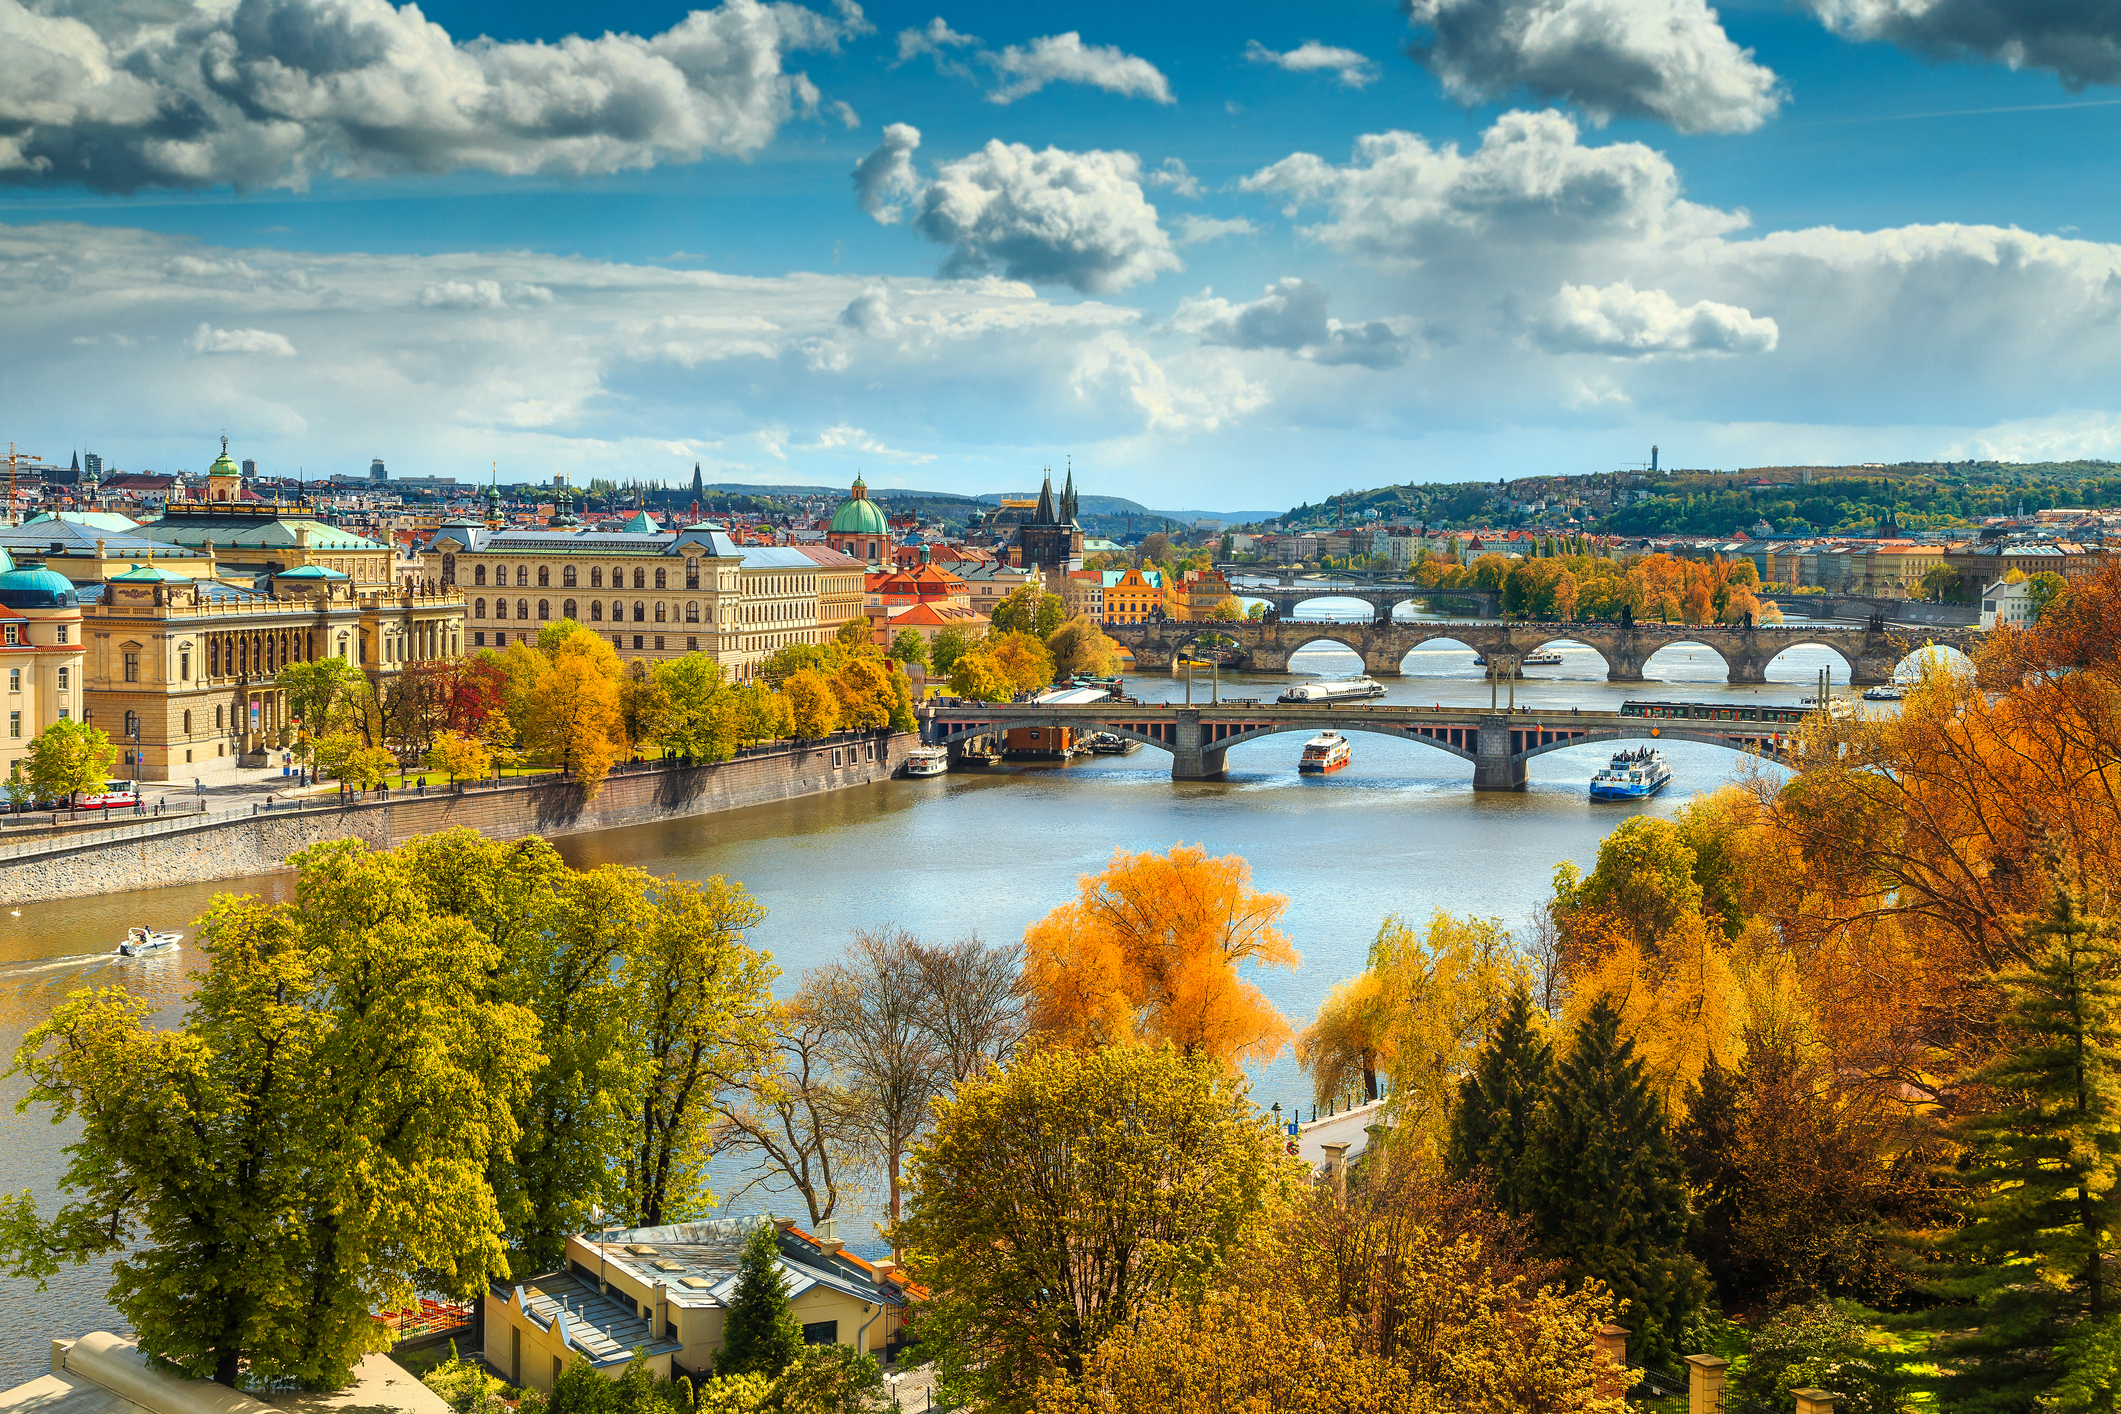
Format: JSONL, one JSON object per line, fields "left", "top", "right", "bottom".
{"left": 1022, "top": 845, "right": 1300, "bottom": 1068}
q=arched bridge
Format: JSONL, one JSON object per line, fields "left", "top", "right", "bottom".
{"left": 1107, "top": 617, "right": 1983, "bottom": 685}
{"left": 1220, "top": 573, "right": 1500, "bottom": 620}
{"left": 921, "top": 701, "right": 1800, "bottom": 790}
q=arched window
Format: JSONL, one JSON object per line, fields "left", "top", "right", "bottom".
{"left": 591, "top": 567, "right": 603, "bottom": 589}
{"left": 654, "top": 567, "right": 667, "bottom": 589}
{"left": 442, "top": 553, "right": 455, "bottom": 585}
{"left": 475, "top": 598, "right": 486, "bottom": 619}
{"left": 538, "top": 566, "right": 549, "bottom": 587}
{"left": 686, "top": 602, "right": 699, "bottom": 623}
{"left": 494, "top": 599, "right": 507, "bottom": 620}
{"left": 634, "top": 600, "right": 646, "bottom": 622}
{"left": 471, "top": 564, "right": 485, "bottom": 586}
{"left": 563, "top": 599, "right": 576, "bottom": 620}
{"left": 612, "top": 600, "right": 624, "bottom": 621}
{"left": 209, "top": 640, "right": 219, "bottom": 676}
{"left": 590, "top": 601, "right": 603, "bottom": 621}
{"left": 511, "top": 566, "right": 523, "bottom": 587}
{"left": 538, "top": 600, "right": 550, "bottom": 621}
{"left": 655, "top": 602, "right": 666, "bottom": 623}
{"left": 633, "top": 568, "right": 645, "bottom": 589}
{"left": 563, "top": 565, "right": 577, "bottom": 587}
{"left": 517, "top": 599, "right": 529, "bottom": 620}
{"left": 183, "top": 710, "right": 191, "bottom": 736}
{"left": 124, "top": 710, "right": 138, "bottom": 739}
{"left": 216, "top": 705, "right": 224, "bottom": 731}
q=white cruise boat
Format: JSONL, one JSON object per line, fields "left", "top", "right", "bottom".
{"left": 1278, "top": 676, "right": 1388, "bottom": 704}
{"left": 1298, "top": 732, "right": 1353, "bottom": 774}
{"left": 1589, "top": 747, "right": 1671, "bottom": 802}
{"left": 904, "top": 746, "right": 949, "bottom": 777}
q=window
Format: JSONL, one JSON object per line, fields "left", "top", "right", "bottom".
{"left": 654, "top": 567, "right": 666, "bottom": 589}
{"left": 801, "top": 1321, "right": 838, "bottom": 1346}
{"left": 612, "top": 599, "right": 624, "bottom": 621}
{"left": 687, "top": 636, "right": 698, "bottom": 651}
{"left": 442, "top": 553, "right": 455, "bottom": 585}
{"left": 654, "top": 636, "right": 665, "bottom": 650}
{"left": 55, "top": 626, "right": 65, "bottom": 644}
{"left": 474, "top": 632, "right": 485, "bottom": 647}
{"left": 591, "top": 567, "right": 603, "bottom": 588}
{"left": 633, "top": 568, "right": 645, "bottom": 589}
{"left": 209, "top": 640, "right": 219, "bottom": 676}
{"left": 7, "top": 712, "right": 16, "bottom": 739}
{"left": 57, "top": 707, "right": 68, "bottom": 720}
{"left": 538, "top": 600, "right": 550, "bottom": 621}
{"left": 686, "top": 557, "right": 699, "bottom": 589}
{"left": 494, "top": 598, "right": 507, "bottom": 619}
{"left": 180, "top": 651, "right": 190, "bottom": 681}
{"left": 58, "top": 667, "right": 69, "bottom": 691}
{"left": 634, "top": 601, "right": 646, "bottom": 622}
{"left": 686, "top": 601, "right": 699, "bottom": 623}
{"left": 217, "top": 706, "right": 224, "bottom": 730}
{"left": 518, "top": 599, "right": 529, "bottom": 620}
{"left": 124, "top": 710, "right": 138, "bottom": 739}
{"left": 614, "top": 634, "right": 624, "bottom": 650}
{"left": 563, "top": 599, "right": 576, "bottom": 619}
{"left": 516, "top": 566, "right": 529, "bottom": 587}
{"left": 495, "top": 633, "right": 507, "bottom": 646}
{"left": 563, "top": 565, "right": 577, "bottom": 587}
{"left": 655, "top": 602, "right": 666, "bottom": 623}
{"left": 634, "top": 635, "right": 644, "bottom": 649}
{"left": 590, "top": 601, "right": 603, "bottom": 621}
{"left": 475, "top": 564, "right": 487, "bottom": 585}
{"left": 183, "top": 710, "right": 192, "bottom": 736}
{"left": 475, "top": 598, "right": 486, "bottom": 618}
{"left": 5, "top": 670, "right": 14, "bottom": 692}
{"left": 538, "top": 566, "right": 549, "bottom": 587}
{"left": 1, "top": 626, "right": 13, "bottom": 645}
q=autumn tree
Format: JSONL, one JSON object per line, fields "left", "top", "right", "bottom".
{"left": 989, "top": 630, "right": 1056, "bottom": 694}
{"left": 728, "top": 682, "right": 789, "bottom": 746}
{"left": 948, "top": 650, "right": 1016, "bottom": 702}
{"left": 620, "top": 668, "right": 672, "bottom": 752}
{"left": 1023, "top": 844, "right": 1299, "bottom": 1069}
{"left": 828, "top": 656, "right": 897, "bottom": 733}
{"left": 782, "top": 667, "right": 842, "bottom": 739}
{"left": 930, "top": 624, "right": 978, "bottom": 677}
{"left": 524, "top": 627, "right": 627, "bottom": 795}
{"left": 992, "top": 583, "right": 1066, "bottom": 638}
{"left": 0, "top": 839, "right": 539, "bottom": 1389}
{"left": 425, "top": 730, "right": 494, "bottom": 784}
{"left": 897, "top": 1044, "right": 1286, "bottom": 1412}
{"left": 1046, "top": 616, "right": 1122, "bottom": 678}
{"left": 836, "top": 615, "right": 872, "bottom": 649}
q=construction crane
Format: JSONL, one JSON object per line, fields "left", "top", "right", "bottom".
{"left": 6, "top": 443, "right": 42, "bottom": 527}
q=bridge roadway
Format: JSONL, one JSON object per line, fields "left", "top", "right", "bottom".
{"left": 921, "top": 701, "right": 1796, "bottom": 790}
{"left": 1217, "top": 573, "right": 1501, "bottom": 619}
{"left": 1104, "top": 616, "right": 1983, "bottom": 684}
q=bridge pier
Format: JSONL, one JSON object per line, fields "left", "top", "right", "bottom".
{"left": 1474, "top": 717, "right": 1526, "bottom": 792}
{"left": 1169, "top": 711, "right": 1226, "bottom": 780}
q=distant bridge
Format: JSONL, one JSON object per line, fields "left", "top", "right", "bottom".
{"left": 1105, "top": 617, "right": 1982, "bottom": 685}
{"left": 921, "top": 702, "right": 1798, "bottom": 789}
{"left": 1217, "top": 571, "right": 1500, "bottom": 619}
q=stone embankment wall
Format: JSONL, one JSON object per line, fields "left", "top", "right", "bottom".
{"left": 0, "top": 733, "right": 911, "bottom": 904}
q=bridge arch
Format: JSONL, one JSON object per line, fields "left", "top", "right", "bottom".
{"left": 1642, "top": 638, "right": 1732, "bottom": 680}
{"left": 1894, "top": 641, "right": 1976, "bottom": 680}
{"left": 1763, "top": 640, "right": 1855, "bottom": 680}
{"left": 1281, "top": 630, "right": 1369, "bottom": 661}
{"left": 1514, "top": 727, "right": 1789, "bottom": 763}
{"left": 1394, "top": 633, "right": 1484, "bottom": 675}
{"left": 1209, "top": 719, "right": 1479, "bottom": 764}
{"left": 1516, "top": 636, "right": 1612, "bottom": 677}
{"left": 1285, "top": 593, "right": 1377, "bottom": 618}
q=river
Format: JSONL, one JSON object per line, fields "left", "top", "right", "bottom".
{"left": 0, "top": 603, "right": 1896, "bottom": 1383}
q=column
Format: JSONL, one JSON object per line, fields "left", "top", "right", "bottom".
{"left": 1686, "top": 1354, "right": 1728, "bottom": 1414}
{"left": 1791, "top": 1391, "right": 1836, "bottom": 1414}
{"left": 1592, "top": 1325, "right": 1630, "bottom": 1402}
{"left": 1473, "top": 715, "right": 1526, "bottom": 792}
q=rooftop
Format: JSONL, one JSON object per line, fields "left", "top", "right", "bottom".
{"left": 500, "top": 1268, "right": 682, "bottom": 1368}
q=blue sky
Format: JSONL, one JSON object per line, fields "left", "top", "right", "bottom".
{"left": 4, "top": 0, "right": 2120, "bottom": 509}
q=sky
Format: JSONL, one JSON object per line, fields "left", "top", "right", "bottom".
{"left": 5, "top": 0, "right": 2121, "bottom": 510}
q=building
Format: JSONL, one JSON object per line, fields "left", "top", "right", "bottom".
{"left": 731, "top": 548, "right": 825, "bottom": 679}
{"left": 4, "top": 1331, "right": 450, "bottom": 1414}
{"left": 371, "top": 458, "right": 388, "bottom": 482}
{"left": 0, "top": 561, "right": 88, "bottom": 785}
{"left": 1980, "top": 579, "right": 2036, "bottom": 629}
{"left": 485, "top": 1218, "right": 912, "bottom": 1392}
{"left": 795, "top": 544, "right": 867, "bottom": 639}
{"left": 1060, "top": 568, "right": 1104, "bottom": 621}
{"left": 1179, "top": 568, "right": 1235, "bottom": 620}
{"left": 134, "top": 470, "right": 396, "bottom": 588}
{"left": 957, "top": 560, "right": 1044, "bottom": 622}
{"left": 826, "top": 476, "right": 891, "bottom": 564}
{"left": 1006, "top": 470, "right": 1084, "bottom": 581}
{"left": 1102, "top": 566, "right": 1163, "bottom": 624}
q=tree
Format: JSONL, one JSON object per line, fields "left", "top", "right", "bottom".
{"left": 836, "top": 615, "right": 872, "bottom": 649}
{"left": 1729, "top": 1302, "right": 1908, "bottom": 1414}
{"left": 1525, "top": 998, "right": 1705, "bottom": 1366}
{"left": 729, "top": 682, "right": 789, "bottom": 746}
{"left": 1206, "top": 596, "right": 1241, "bottom": 621}
{"left": 828, "top": 657, "right": 896, "bottom": 733}
{"left": 277, "top": 657, "right": 362, "bottom": 743}
{"left": 425, "top": 731, "right": 494, "bottom": 784}
{"left": 1360, "top": 913, "right": 1526, "bottom": 1146}
{"left": 620, "top": 669, "right": 673, "bottom": 753}
{"left": 1137, "top": 532, "right": 1170, "bottom": 565}
{"left": 622, "top": 876, "right": 777, "bottom": 1227}
{"left": 930, "top": 625, "right": 978, "bottom": 678}
{"left": 717, "top": 1223, "right": 803, "bottom": 1377}
{"left": 0, "top": 839, "right": 539, "bottom": 1389}
{"left": 912, "top": 934, "right": 1028, "bottom": 1092}
{"left": 782, "top": 668, "right": 841, "bottom": 740}
{"left": 992, "top": 584, "right": 1066, "bottom": 638}
{"left": 1245, "top": 600, "right": 1267, "bottom": 621}
{"left": 1918, "top": 562, "right": 1958, "bottom": 601}
{"left": 1047, "top": 616, "right": 1121, "bottom": 678}
{"left": 1917, "top": 893, "right": 2121, "bottom": 1411}
{"left": 2029, "top": 569, "right": 2069, "bottom": 620}
{"left": 525, "top": 628, "right": 626, "bottom": 794}
{"left": 814, "top": 928, "right": 942, "bottom": 1227}
{"left": 948, "top": 650, "right": 1016, "bottom": 702}
{"left": 25, "top": 719, "right": 118, "bottom": 803}
{"left": 768, "top": 1344, "right": 884, "bottom": 1414}
{"left": 713, "top": 985, "right": 861, "bottom": 1228}
{"left": 897, "top": 1044, "right": 1284, "bottom": 1412}
{"left": 323, "top": 736, "right": 397, "bottom": 790}
{"left": 1023, "top": 844, "right": 1298, "bottom": 1069}
{"left": 654, "top": 654, "right": 736, "bottom": 761}
{"left": 1447, "top": 985, "right": 1555, "bottom": 1218}
{"left": 989, "top": 631, "right": 1055, "bottom": 694}
{"left": 888, "top": 628, "right": 930, "bottom": 672}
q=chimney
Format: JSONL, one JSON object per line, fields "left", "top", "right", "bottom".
{"left": 816, "top": 1217, "right": 844, "bottom": 1255}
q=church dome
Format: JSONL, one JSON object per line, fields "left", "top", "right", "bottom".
{"left": 829, "top": 476, "right": 888, "bottom": 537}
{"left": 0, "top": 564, "right": 78, "bottom": 608}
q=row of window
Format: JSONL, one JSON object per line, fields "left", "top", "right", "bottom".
{"left": 465, "top": 561, "right": 705, "bottom": 590}
{"left": 6, "top": 668, "right": 66, "bottom": 692}
{"left": 471, "top": 632, "right": 705, "bottom": 654}
{"left": 473, "top": 598, "right": 710, "bottom": 624}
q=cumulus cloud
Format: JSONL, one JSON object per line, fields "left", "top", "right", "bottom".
{"left": 1535, "top": 281, "right": 1777, "bottom": 356}
{"left": 186, "top": 323, "right": 296, "bottom": 356}
{"left": 1070, "top": 332, "right": 1267, "bottom": 433}
{"left": 796, "top": 423, "right": 936, "bottom": 462}
{"left": 890, "top": 19, "right": 1172, "bottom": 103}
{"left": 1402, "top": 0, "right": 1782, "bottom": 134}
{"left": 853, "top": 126, "right": 1181, "bottom": 293}
{"left": 0, "top": 0, "right": 867, "bottom": 192}
{"left": 1244, "top": 39, "right": 1380, "bottom": 88}
{"left": 1177, "top": 215, "right": 1259, "bottom": 245}
{"left": 1173, "top": 278, "right": 1410, "bottom": 367}
{"left": 420, "top": 280, "right": 555, "bottom": 310}
{"left": 1807, "top": 0, "right": 2121, "bottom": 87}
{"left": 1146, "top": 158, "right": 1204, "bottom": 199}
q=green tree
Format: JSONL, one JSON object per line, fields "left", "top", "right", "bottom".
{"left": 718, "top": 1223, "right": 803, "bottom": 1377}
{"left": 948, "top": 650, "right": 1016, "bottom": 702}
{"left": 929, "top": 625, "right": 978, "bottom": 678}
{"left": 277, "top": 657, "right": 362, "bottom": 741}
{"left": 1447, "top": 984, "right": 1554, "bottom": 1217}
{"left": 897, "top": 1044, "right": 1286, "bottom": 1412}
{"left": 621, "top": 670, "right": 673, "bottom": 753}
{"left": 0, "top": 839, "right": 539, "bottom": 1388}
{"left": 729, "top": 683, "right": 789, "bottom": 746}
{"left": 769, "top": 1344, "right": 883, "bottom": 1414}
{"left": 993, "top": 584, "right": 1066, "bottom": 638}
{"left": 1918, "top": 562, "right": 1958, "bottom": 602}
{"left": 1917, "top": 893, "right": 2121, "bottom": 1412}
{"left": 2028, "top": 569, "right": 2070, "bottom": 621}
{"left": 550, "top": 1356, "right": 619, "bottom": 1414}
{"left": 654, "top": 654, "right": 737, "bottom": 761}
{"left": 1729, "top": 1302, "right": 1908, "bottom": 1414}
{"left": 888, "top": 629, "right": 930, "bottom": 672}
{"left": 24, "top": 719, "right": 118, "bottom": 803}
{"left": 1526, "top": 997, "right": 1706, "bottom": 1366}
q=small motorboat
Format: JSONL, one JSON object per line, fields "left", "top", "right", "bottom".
{"left": 117, "top": 926, "right": 182, "bottom": 957}
{"left": 1085, "top": 733, "right": 1140, "bottom": 755}
{"left": 1862, "top": 685, "right": 1906, "bottom": 701}
{"left": 904, "top": 745, "right": 949, "bottom": 777}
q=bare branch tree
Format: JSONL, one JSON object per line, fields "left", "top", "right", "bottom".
{"left": 913, "top": 934, "right": 1029, "bottom": 1092}
{"left": 817, "top": 927, "right": 945, "bottom": 1229}
{"left": 711, "top": 985, "right": 862, "bottom": 1227}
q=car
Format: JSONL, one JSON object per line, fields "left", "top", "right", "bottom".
{"left": 76, "top": 780, "right": 141, "bottom": 811}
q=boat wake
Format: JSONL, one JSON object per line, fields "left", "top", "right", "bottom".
{"left": 0, "top": 952, "right": 116, "bottom": 977}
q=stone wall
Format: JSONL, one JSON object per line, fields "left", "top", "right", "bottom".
{"left": 0, "top": 733, "right": 911, "bottom": 904}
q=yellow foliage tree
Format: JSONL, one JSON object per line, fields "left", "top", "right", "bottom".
{"left": 1353, "top": 913, "right": 1526, "bottom": 1149}
{"left": 423, "top": 731, "right": 493, "bottom": 784}
{"left": 781, "top": 668, "right": 841, "bottom": 740}
{"left": 948, "top": 651, "right": 1017, "bottom": 702}
{"left": 1023, "top": 844, "right": 1300, "bottom": 1069}
{"left": 1047, "top": 616, "right": 1122, "bottom": 678}
{"left": 989, "top": 630, "right": 1056, "bottom": 694}
{"left": 523, "top": 627, "right": 626, "bottom": 797}
{"left": 829, "top": 657, "right": 896, "bottom": 732}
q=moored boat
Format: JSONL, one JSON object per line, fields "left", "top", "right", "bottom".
{"left": 116, "top": 926, "right": 181, "bottom": 957}
{"left": 1298, "top": 731, "right": 1353, "bottom": 774}
{"left": 1589, "top": 747, "right": 1671, "bottom": 801}
{"left": 1278, "top": 676, "right": 1387, "bottom": 704}
{"left": 1085, "top": 733, "right": 1139, "bottom": 755}
{"left": 1862, "top": 685, "right": 1905, "bottom": 701}
{"left": 904, "top": 745, "right": 949, "bottom": 777}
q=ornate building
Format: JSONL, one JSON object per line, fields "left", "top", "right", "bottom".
{"left": 1006, "top": 469, "right": 1084, "bottom": 582}
{"left": 0, "top": 562, "right": 87, "bottom": 785}
{"left": 827, "top": 476, "right": 890, "bottom": 563}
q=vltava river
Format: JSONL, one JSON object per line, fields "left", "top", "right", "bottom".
{"left": 0, "top": 606, "right": 1907, "bottom": 1381}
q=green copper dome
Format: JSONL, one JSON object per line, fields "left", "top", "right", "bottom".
{"left": 829, "top": 477, "right": 888, "bottom": 536}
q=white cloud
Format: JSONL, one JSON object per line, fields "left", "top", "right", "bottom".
{"left": 1177, "top": 216, "right": 1259, "bottom": 245}
{"left": 420, "top": 280, "right": 555, "bottom": 311}
{"left": 1244, "top": 39, "right": 1380, "bottom": 88}
{"left": 985, "top": 32, "right": 1175, "bottom": 104}
{"left": 854, "top": 128, "right": 1181, "bottom": 293}
{"left": 796, "top": 423, "right": 937, "bottom": 462}
{"left": 1403, "top": 0, "right": 1782, "bottom": 134}
{"left": 1535, "top": 281, "right": 1777, "bottom": 356}
{"left": 186, "top": 323, "right": 296, "bottom": 356}
{"left": 1146, "top": 158, "right": 1204, "bottom": 199}
{"left": 895, "top": 15, "right": 978, "bottom": 68}
{"left": 1808, "top": 0, "right": 2121, "bottom": 86}
{"left": 0, "top": 0, "right": 867, "bottom": 192}
{"left": 1173, "top": 278, "right": 1411, "bottom": 367}
{"left": 1070, "top": 333, "right": 1267, "bottom": 433}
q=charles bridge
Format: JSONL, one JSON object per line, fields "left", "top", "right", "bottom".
{"left": 1103, "top": 616, "right": 1983, "bottom": 685}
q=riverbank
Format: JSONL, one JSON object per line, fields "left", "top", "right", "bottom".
{"left": 0, "top": 731, "right": 912, "bottom": 904}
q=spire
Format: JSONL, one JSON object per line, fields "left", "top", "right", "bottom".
{"left": 1035, "top": 470, "right": 1055, "bottom": 524}
{"left": 1061, "top": 459, "right": 1076, "bottom": 523}
{"left": 70, "top": 450, "right": 78, "bottom": 473}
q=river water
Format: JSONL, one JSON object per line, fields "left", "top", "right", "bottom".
{"left": 0, "top": 603, "right": 1897, "bottom": 1383}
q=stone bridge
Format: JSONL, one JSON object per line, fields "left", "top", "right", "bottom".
{"left": 1105, "top": 617, "right": 1983, "bottom": 685}
{"left": 1220, "top": 574, "right": 1501, "bottom": 620}
{"left": 921, "top": 702, "right": 1797, "bottom": 790}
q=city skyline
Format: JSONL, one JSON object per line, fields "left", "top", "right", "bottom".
{"left": 4, "top": 0, "right": 2120, "bottom": 501}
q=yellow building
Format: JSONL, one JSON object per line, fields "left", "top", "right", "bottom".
{"left": 485, "top": 1219, "right": 911, "bottom": 1391}
{"left": 1179, "top": 568, "right": 1235, "bottom": 620}
{"left": 1102, "top": 566, "right": 1164, "bottom": 624}
{"left": 0, "top": 562, "right": 88, "bottom": 786}
{"left": 797, "top": 545, "right": 867, "bottom": 638}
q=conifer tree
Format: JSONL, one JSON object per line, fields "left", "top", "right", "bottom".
{"left": 1920, "top": 893, "right": 2121, "bottom": 1412}
{"left": 1527, "top": 997, "right": 1705, "bottom": 1366}
{"left": 1446, "top": 984, "right": 1553, "bottom": 1216}
{"left": 717, "top": 1222, "right": 803, "bottom": 1377}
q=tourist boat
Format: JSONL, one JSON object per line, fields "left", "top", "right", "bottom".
{"left": 904, "top": 745, "right": 949, "bottom": 777}
{"left": 1862, "top": 685, "right": 1906, "bottom": 701}
{"left": 1085, "top": 733, "right": 1139, "bottom": 755}
{"left": 1278, "top": 676, "right": 1387, "bottom": 704}
{"left": 1298, "top": 732, "right": 1354, "bottom": 774}
{"left": 116, "top": 926, "right": 182, "bottom": 957}
{"left": 1589, "top": 748, "right": 1672, "bottom": 802}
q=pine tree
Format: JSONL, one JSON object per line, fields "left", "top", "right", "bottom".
{"left": 1920, "top": 893, "right": 2121, "bottom": 1412}
{"left": 1527, "top": 997, "right": 1706, "bottom": 1367}
{"left": 1446, "top": 984, "right": 1553, "bottom": 1217}
{"left": 717, "top": 1223, "right": 803, "bottom": 1377}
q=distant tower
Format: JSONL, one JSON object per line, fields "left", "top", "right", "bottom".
{"left": 1651, "top": 444, "right": 1659, "bottom": 474}
{"left": 692, "top": 463, "right": 704, "bottom": 502}
{"left": 370, "top": 457, "right": 387, "bottom": 482}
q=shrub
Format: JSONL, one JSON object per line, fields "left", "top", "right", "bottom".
{"left": 1730, "top": 1301, "right": 1907, "bottom": 1414}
